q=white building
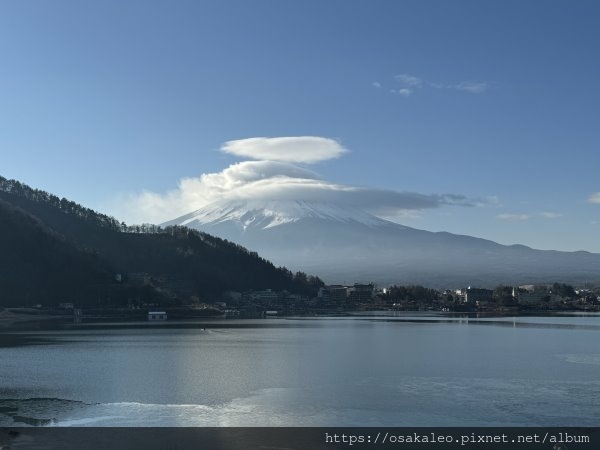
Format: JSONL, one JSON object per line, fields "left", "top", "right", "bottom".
{"left": 250, "top": 289, "right": 280, "bottom": 302}
{"left": 148, "top": 311, "right": 167, "bottom": 321}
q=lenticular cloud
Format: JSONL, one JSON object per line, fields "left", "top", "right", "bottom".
{"left": 220, "top": 136, "right": 347, "bottom": 164}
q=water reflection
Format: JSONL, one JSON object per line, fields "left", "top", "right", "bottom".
{"left": 1, "top": 314, "right": 599, "bottom": 426}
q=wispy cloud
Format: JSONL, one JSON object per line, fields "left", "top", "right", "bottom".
{"left": 427, "top": 82, "right": 445, "bottom": 89}
{"left": 496, "top": 213, "right": 531, "bottom": 221}
{"left": 119, "top": 137, "right": 484, "bottom": 224}
{"left": 372, "top": 81, "right": 382, "bottom": 89}
{"left": 380, "top": 209, "right": 423, "bottom": 221}
{"left": 391, "top": 88, "right": 412, "bottom": 97}
{"left": 454, "top": 81, "right": 488, "bottom": 94}
{"left": 394, "top": 74, "right": 423, "bottom": 87}
{"left": 540, "top": 212, "right": 563, "bottom": 219}
{"left": 497, "top": 212, "right": 563, "bottom": 221}
{"left": 391, "top": 73, "right": 489, "bottom": 97}
{"left": 480, "top": 196, "right": 501, "bottom": 207}
{"left": 588, "top": 192, "right": 600, "bottom": 204}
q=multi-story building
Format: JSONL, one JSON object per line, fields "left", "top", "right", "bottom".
{"left": 464, "top": 287, "right": 493, "bottom": 304}
{"left": 318, "top": 285, "right": 348, "bottom": 305}
{"left": 347, "top": 283, "right": 375, "bottom": 303}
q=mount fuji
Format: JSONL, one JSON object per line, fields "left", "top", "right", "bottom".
{"left": 163, "top": 199, "right": 600, "bottom": 287}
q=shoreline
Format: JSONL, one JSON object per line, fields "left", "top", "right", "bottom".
{"left": 0, "top": 309, "right": 70, "bottom": 328}
{"left": 0, "top": 308, "right": 598, "bottom": 335}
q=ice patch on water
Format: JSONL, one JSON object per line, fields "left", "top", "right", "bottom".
{"left": 54, "top": 416, "right": 124, "bottom": 426}
{"left": 4, "top": 376, "right": 600, "bottom": 427}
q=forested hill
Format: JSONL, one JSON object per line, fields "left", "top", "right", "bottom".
{"left": 0, "top": 175, "right": 323, "bottom": 308}
{"left": 0, "top": 198, "right": 113, "bottom": 307}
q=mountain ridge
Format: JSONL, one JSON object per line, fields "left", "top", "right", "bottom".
{"left": 166, "top": 198, "right": 600, "bottom": 287}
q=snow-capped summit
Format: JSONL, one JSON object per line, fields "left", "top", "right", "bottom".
{"left": 163, "top": 199, "right": 392, "bottom": 231}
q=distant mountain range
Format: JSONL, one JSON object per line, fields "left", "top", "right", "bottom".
{"left": 0, "top": 176, "right": 322, "bottom": 308}
{"left": 165, "top": 199, "right": 600, "bottom": 287}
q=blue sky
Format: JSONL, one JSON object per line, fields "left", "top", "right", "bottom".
{"left": 1, "top": 0, "right": 599, "bottom": 251}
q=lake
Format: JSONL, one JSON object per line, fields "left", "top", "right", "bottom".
{"left": 1, "top": 312, "right": 599, "bottom": 426}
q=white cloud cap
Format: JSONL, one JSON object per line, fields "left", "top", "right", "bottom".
{"left": 121, "top": 161, "right": 478, "bottom": 224}
{"left": 116, "top": 136, "right": 484, "bottom": 224}
{"left": 221, "top": 136, "right": 348, "bottom": 164}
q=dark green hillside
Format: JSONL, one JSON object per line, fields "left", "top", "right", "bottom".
{"left": 0, "top": 199, "right": 112, "bottom": 307}
{"left": 0, "top": 175, "right": 323, "bottom": 308}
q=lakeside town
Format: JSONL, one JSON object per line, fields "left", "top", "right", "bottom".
{"left": 3, "top": 277, "right": 599, "bottom": 326}
{"left": 214, "top": 281, "right": 600, "bottom": 315}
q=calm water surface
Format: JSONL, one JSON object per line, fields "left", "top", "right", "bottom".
{"left": 1, "top": 313, "right": 599, "bottom": 426}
